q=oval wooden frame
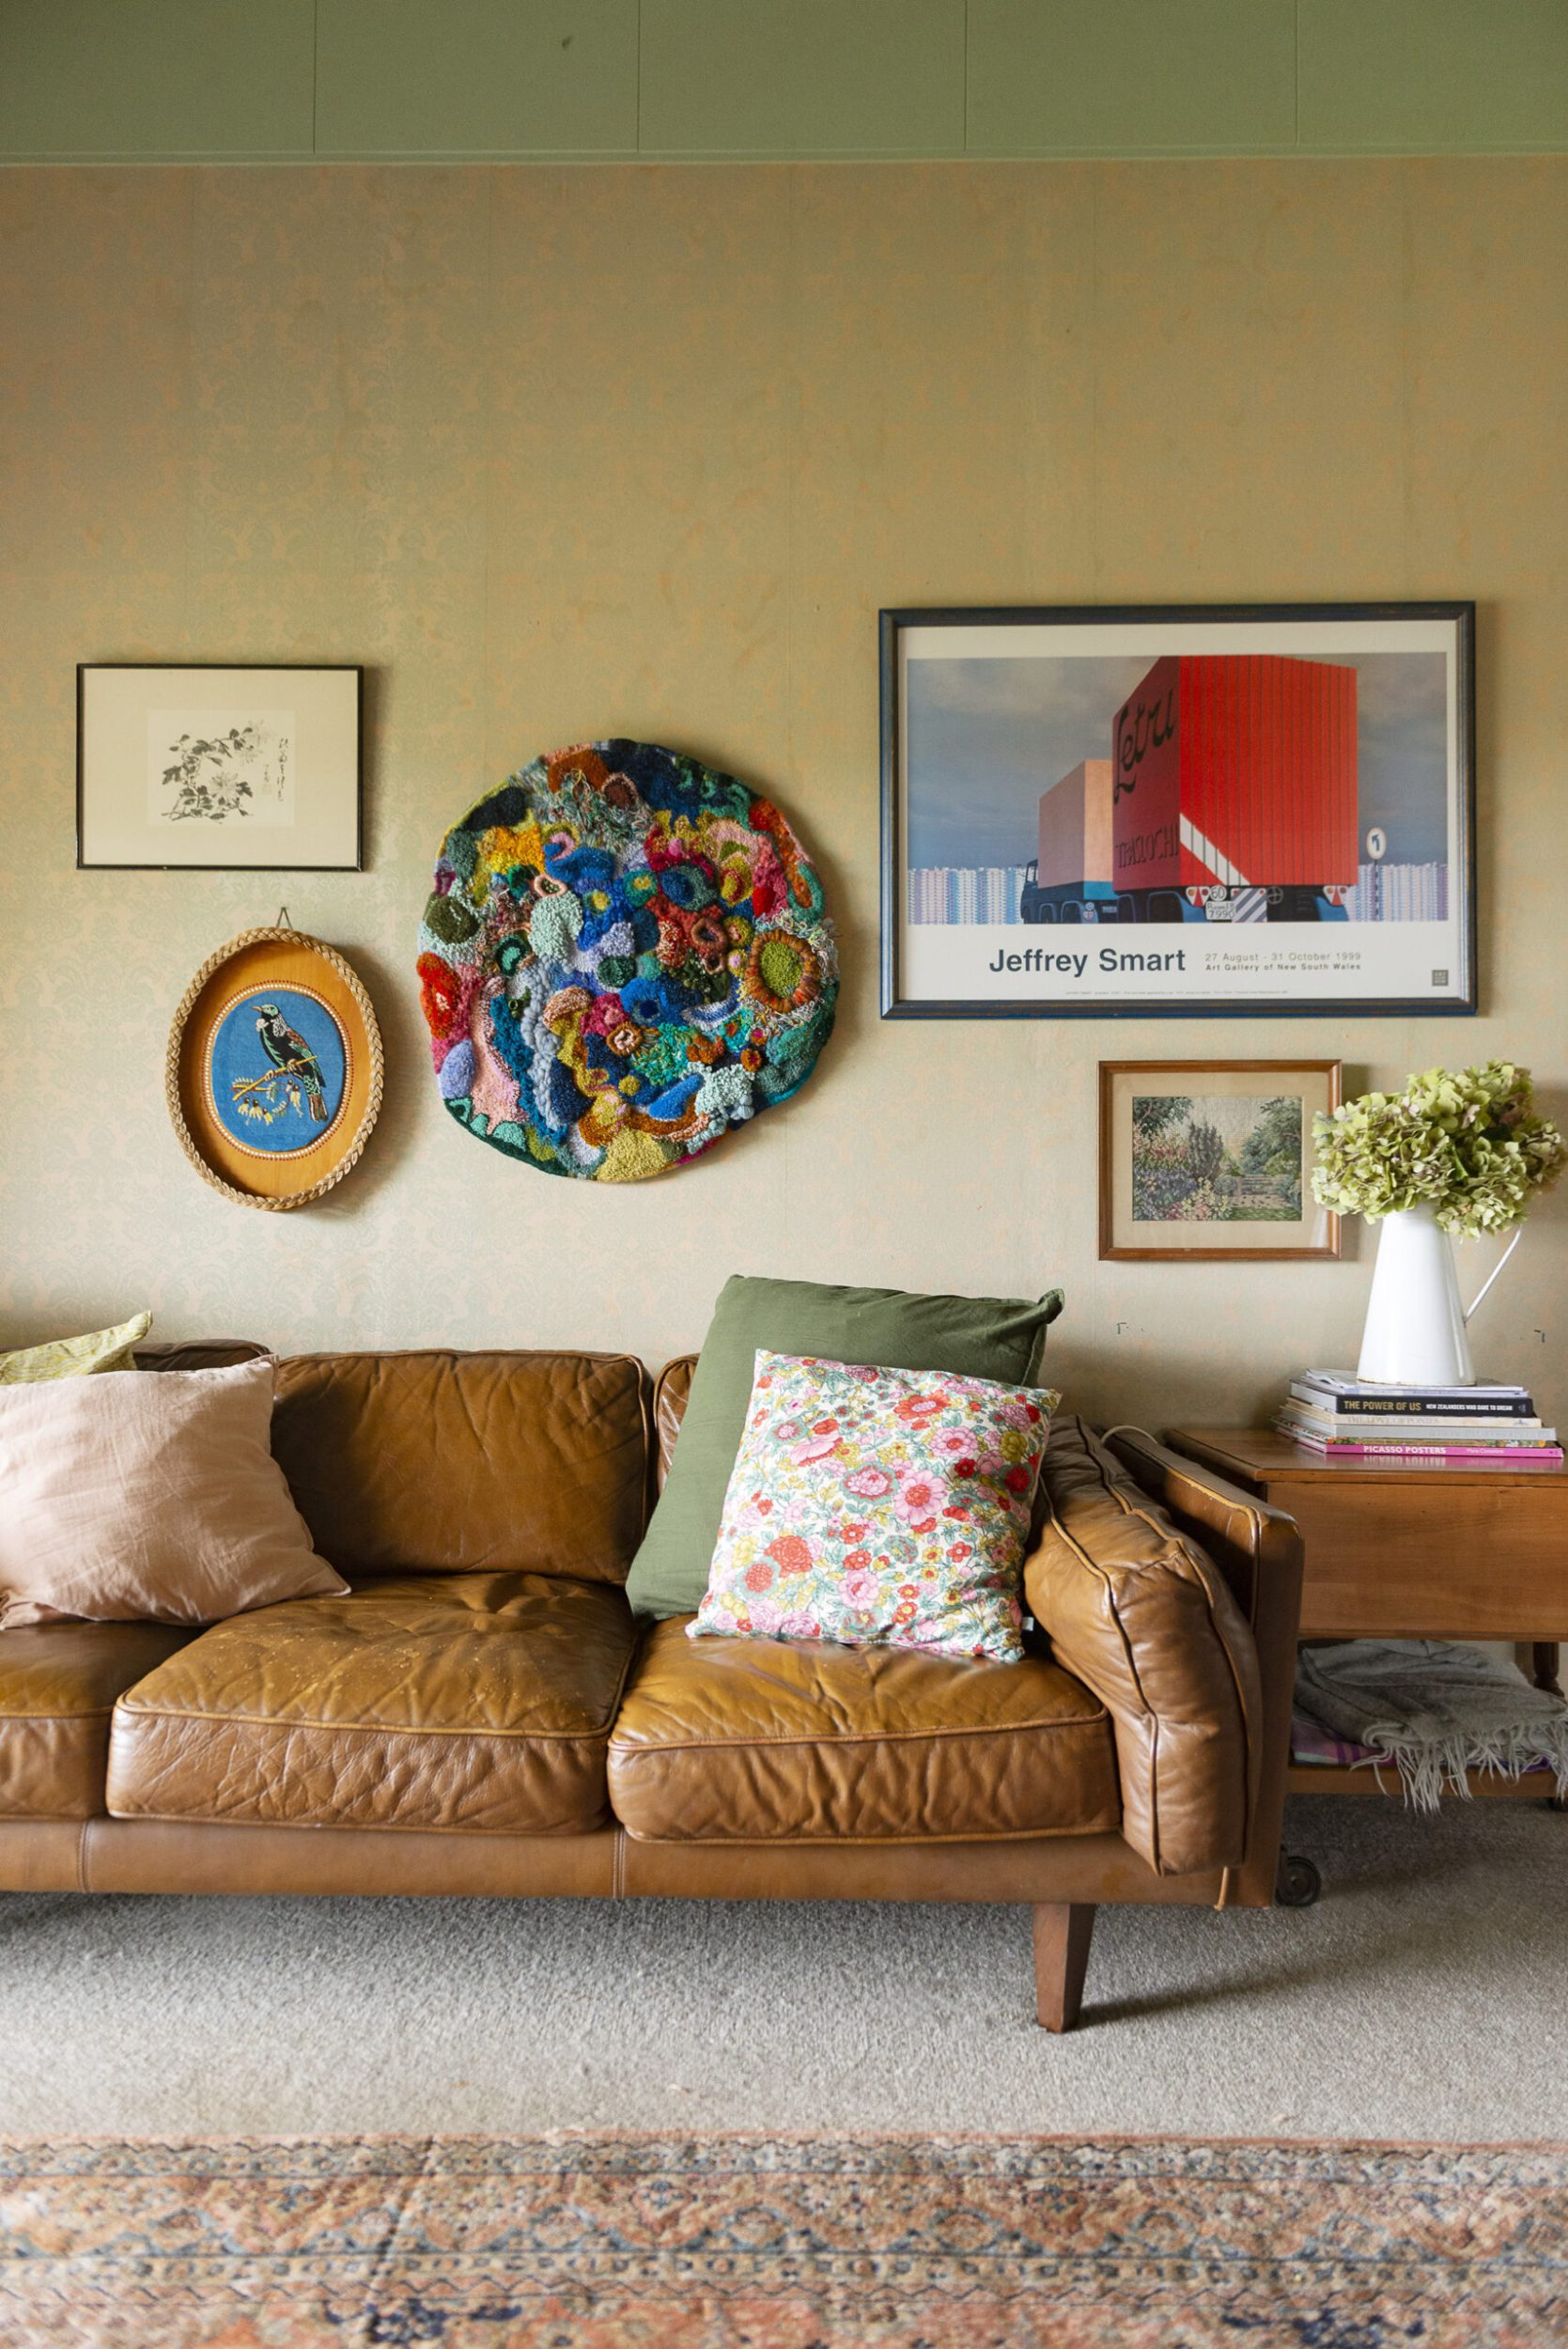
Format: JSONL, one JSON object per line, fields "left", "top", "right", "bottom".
{"left": 165, "top": 927, "right": 384, "bottom": 1210}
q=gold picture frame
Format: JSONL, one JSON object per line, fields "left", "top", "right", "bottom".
{"left": 165, "top": 927, "right": 383, "bottom": 1211}
{"left": 1099, "top": 1060, "right": 1342, "bottom": 1262}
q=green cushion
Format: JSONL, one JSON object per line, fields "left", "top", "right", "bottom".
{"left": 625, "top": 1274, "right": 1063, "bottom": 1621}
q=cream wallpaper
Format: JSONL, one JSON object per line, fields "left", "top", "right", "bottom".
{"left": 1, "top": 160, "right": 1563, "bottom": 1426}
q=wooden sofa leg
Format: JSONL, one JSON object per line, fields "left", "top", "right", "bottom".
{"left": 1033, "top": 1903, "right": 1095, "bottom": 2032}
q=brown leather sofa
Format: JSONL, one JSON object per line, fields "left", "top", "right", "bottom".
{"left": 0, "top": 1342, "right": 1303, "bottom": 2030}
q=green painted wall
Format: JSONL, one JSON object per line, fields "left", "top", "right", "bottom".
{"left": 2, "top": 0, "right": 1566, "bottom": 162}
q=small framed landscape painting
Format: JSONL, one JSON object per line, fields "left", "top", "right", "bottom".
{"left": 1099, "top": 1060, "right": 1342, "bottom": 1262}
{"left": 77, "top": 663, "right": 363, "bottom": 870}
{"left": 879, "top": 602, "right": 1475, "bottom": 1019}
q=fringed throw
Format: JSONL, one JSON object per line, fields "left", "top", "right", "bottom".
{"left": 1296, "top": 1639, "right": 1568, "bottom": 1812}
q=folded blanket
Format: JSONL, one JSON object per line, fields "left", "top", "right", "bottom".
{"left": 1295, "top": 1639, "right": 1568, "bottom": 1812}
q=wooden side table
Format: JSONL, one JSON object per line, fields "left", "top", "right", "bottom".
{"left": 1165, "top": 1428, "right": 1568, "bottom": 1899}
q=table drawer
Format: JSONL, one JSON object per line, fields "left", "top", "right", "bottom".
{"left": 1281, "top": 1483, "right": 1568, "bottom": 1641}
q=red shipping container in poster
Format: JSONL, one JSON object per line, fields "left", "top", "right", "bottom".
{"left": 1110, "top": 655, "right": 1358, "bottom": 894}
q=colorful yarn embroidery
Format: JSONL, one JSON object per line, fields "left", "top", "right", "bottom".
{"left": 417, "top": 743, "right": 838, "bottom": 1183}
{"left": 691, "top": 1351, "right": 1062, "bottom": 1663}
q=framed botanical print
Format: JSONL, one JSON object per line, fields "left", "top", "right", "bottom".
{"left": 77, "top": 663, "right": 363, "bottom": 870}
{"left": 879, "top": 603, "right": 1475, "bottom": 1019}
{"left": 1099, "top": 1061, "right": 1342, "bottom": 1262}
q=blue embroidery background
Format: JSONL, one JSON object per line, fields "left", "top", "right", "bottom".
{"left": 208, "top": 988, "right": 347, "bottom": 1155}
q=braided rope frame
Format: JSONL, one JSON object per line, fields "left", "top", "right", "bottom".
{"left": 164, "top": 926, "right": 385, "bottom": 1212}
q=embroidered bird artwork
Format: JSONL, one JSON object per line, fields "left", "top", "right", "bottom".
{"left": 253, "top": 1002, "right": 330, "bottom": 1122}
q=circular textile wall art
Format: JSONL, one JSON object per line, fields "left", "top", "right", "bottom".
{"left": 417, "top": 741, "right": 837, "bottom": 1183}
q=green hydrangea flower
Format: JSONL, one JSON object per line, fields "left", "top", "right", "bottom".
{"left": 1311, "top": 1062, "right": 1566, "bottom": 1237}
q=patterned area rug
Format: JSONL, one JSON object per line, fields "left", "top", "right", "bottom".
{"left": 2, "top": 2132, "right": 1562, "bottom": 2347}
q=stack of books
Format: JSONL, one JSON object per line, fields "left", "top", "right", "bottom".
{"left": 1276, "top": 1370, "right": 1561, "bottom": 1463}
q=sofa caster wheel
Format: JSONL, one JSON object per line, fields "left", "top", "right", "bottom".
{"left": 1275, "top": 1853, "right": 1322, "bottom": 1908}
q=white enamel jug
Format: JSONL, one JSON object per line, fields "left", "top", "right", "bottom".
{"left": 1357, "top": 1204, "right": 1521, "bottom": 1388}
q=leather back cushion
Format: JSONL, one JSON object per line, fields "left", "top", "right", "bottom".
{"left": 653, "top": 1357, "right": 694, "bottom": 1491}
{"left": 136, "top": 1341, "right": 272, "bottom": 1373}
{"left": 272, "top": 1351, "right": 650, "bottom": 1584}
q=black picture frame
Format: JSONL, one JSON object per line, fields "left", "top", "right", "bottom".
{"left": 879, "top": 601, "right": 1476, "bottom": 1020}
{"left": 77, "top": 661, "right": 365, "bottom": 872}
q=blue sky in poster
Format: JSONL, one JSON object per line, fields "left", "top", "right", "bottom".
{"left": 904, "top": 651, "right": 1449, "bottom": 870}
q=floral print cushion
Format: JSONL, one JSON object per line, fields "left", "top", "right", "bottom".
{"left": 690, "top": 1351, "right": 1062, "bottom": 1665}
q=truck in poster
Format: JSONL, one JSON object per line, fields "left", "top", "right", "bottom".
{"left": 1021, "top": 654, "right": 1360, "bottom": 925}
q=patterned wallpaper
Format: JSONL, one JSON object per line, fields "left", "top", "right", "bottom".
{"left": 1, "top": 160, "right": 1563, "bottom": 1425}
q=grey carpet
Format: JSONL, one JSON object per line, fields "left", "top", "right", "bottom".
{"left": 0, "top": 1796, "right": 1562, "bottom": 2144}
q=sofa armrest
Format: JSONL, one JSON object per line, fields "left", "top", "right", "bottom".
{"left": 1025, "top": 1417, "right": 1302, "bottom": 1896}
{"left": 1103, "top": 1426, "right": 1303, "bottom": 1905}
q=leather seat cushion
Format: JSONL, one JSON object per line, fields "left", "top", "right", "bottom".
{"left": 106, "top": 1573, "right": 638, "bottom": 1834}
{"left": 0, "top": 1623, "right": 197, "bottom": 1819}
{"left": 608, "top": 1620, "right": 1120, "bottom": 1843}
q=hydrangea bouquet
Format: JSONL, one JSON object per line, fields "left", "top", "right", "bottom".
{"left": 1312, "top": 1064, "right": 1564, "bottom": 1386}
{"left": 1312, "top": 1063, "right": 1565, "bottom": 1237}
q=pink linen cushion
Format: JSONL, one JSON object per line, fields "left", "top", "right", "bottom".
{"left": 690, "top": 1351, "right": 1061, "bottom": 1663}
{"left": 0, "top": 1358, "right": 348, "bottom": 1628}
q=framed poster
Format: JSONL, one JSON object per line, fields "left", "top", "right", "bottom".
{"left": 78, "top": 663, "right": 363, "bottom": 869}
{"left": 880, "top": 604, "right": 1475, "bottom": 1019}
{"left": 1099, "top": 1061, "right": 1342, "bottom": 1262}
